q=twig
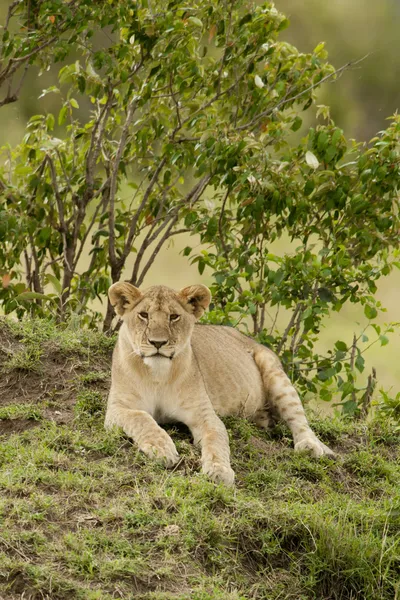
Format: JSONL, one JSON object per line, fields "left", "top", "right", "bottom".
{"left": 360, "top": 367, "right": 377, "bottom": 419}
{"left": 136, "top": 217, "right": 180, "bottom": 287}
{"left": 122, "top": 157, "right": 167, "bottom": 264}
{"left": 276, "top": 304, "right": 301, "bottom": 354}
{"left": 350, "top": 333, "right": 358, "bottom": 409}
{"left": 73, "top": 179, "right": 111, "bottom": 271}
{"left": 236, "top": 54, "right": 371, "bottom": 132}
{"left": 218, "top": 188, "right": 231, "bottom": 260}
{"left": 46, "top": 155, "right": 73, "bottom": 274}
{"left": 85, "top": 90, "right": 114, "bottom": 200}
{"left": 108, "top": 99, "right": 138, "bottom": 268}
{"left": 0, "top": 535, "right": 30, "bottom": 562}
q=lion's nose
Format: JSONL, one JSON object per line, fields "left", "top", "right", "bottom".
{"left": 149, "top": 339, "right": 168, "bottom": 349}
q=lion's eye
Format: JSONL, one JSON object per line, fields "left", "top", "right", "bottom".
{"left": 170, "top": 314, "right": 180, "bottom": 322}
{"left": 138, "top": 312, "right": 148, "bottom": 320}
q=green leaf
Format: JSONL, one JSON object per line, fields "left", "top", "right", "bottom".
{"left": 198, "top": 259, "right": 205, "bottom": 275}
{"left": 364, "top": 305, "right": 377, "bottom": 320}
{"left": 46, "top": 113, "right": 55, "bottom": 131}
{"left": 331, "top": 129, "right": 343, "bottom": 145}
{"left": 16, "top": 292, "right": 52, "bottom": 302}
{"left": 291, "top": 117, "right": 302, "bottom": 132}
{"left": 320, "top": 388, "right": 332, "bottom": 402}
{"left": 380, "top": 335, "right": 389, "bottom": 346}
{"left": 188, "top": 17, "right": 203, "bottom": 27}
{"left": 304, "top": 179, "right": 314, "bottom": 196}
{"left": 355, "top": 355, "right": 365, "bottom": 373}
{"left": 317, "top": 367, "right": 336, "bottom": 382}
{"left": 341, "top": 398, "right": 358, "bottom": 416}
{"left": 335, "top": 340, "right": 347, "bottom": 352}
{"left": 324, "top": 145, "right": 337, "bottom": 162}
{"left": 58, "top": 106, "right": 68, "bottom": 125}
{"left": 45, "top": 274, "right": 62, "bottom": 294}
{"left": 340, "top": 381, "right": 354, "bottom": 400}
{"left": 206, "top": 217, "right": 218, "bottom": 238}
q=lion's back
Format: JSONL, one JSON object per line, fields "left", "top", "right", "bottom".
{"left": 190, "top": 324, "right": 266, "bottom": 417}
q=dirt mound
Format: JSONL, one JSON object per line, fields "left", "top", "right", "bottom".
{"left": 0, "top": 318, "right": 113, "bottom": 434}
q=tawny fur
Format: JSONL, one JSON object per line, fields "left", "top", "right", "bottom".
{"left": 105, "top": 283, "right": 334, "bottom": 486}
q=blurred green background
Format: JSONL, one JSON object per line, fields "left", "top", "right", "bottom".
{"left": 1, "top": 0, "right": 399, "bottom": 394}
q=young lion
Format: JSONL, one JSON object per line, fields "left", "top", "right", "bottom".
{"left": 105, "top": 282, "right": 334, "bottom": 485}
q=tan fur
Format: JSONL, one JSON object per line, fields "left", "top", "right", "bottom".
{"left": 105, "top": 283, "right": 334, "bottom": 485}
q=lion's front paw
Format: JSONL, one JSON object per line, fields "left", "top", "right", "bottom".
{"left": 202, "top": 461, "right": 235, "bottom": 486}
{"left": 141, "top": 435, "right": 179, "bottom": 468}
{"left": 294, "top": 436, "right": 335, "bottom": 458}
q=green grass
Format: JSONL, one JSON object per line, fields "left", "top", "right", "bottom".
{"left": 0, "top": 318, "right": 399, "bottom": 599}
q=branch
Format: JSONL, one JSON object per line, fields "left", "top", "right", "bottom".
{"left": 130, "top": 174, "right": 211, "bottom": 285}
{"left": 361, "top": 367, "right": 377, "bottom": 418}
{"left": 136, "top": 216, "right": 179, "bottom": 287}
{"left": 85, "top": 90, "right": 114, "bottom": 200}
{"left": 121, "top": 156, "right": 167, "bottom": 260}
{"left": 218, "top": 187, "right": 233, "bottom": 265}
{"left": 236, "top": 54, "right": 371, "bottom": 132}
{"left": 73, "top": 178, "right": 111, "bottom": 271}
{"left": 169, "top": 72, "right": 182, "bottom": 129}
{"left": 0, "top": 0, "right": 79, "bottom": 88}
{"left": 46, "top": 155, "right": 73, "bottom": 273}
{"left": 276, "top": 304, "right": 301, "bottom": 355}
{"left": 108, "top": 99, "right": 138, "bottom": 269}
{"left": 4, "top": 0, "right": 20, "bottom": 31}
{"left": 27, "top": 232, "right": 43, "bottom": 294}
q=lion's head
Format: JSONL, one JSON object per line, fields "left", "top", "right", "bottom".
{"left": 108, "top": 283, "right": 211, "bottom": 366}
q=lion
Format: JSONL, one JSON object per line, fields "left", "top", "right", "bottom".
{"left": 105, "top": 282, "right": 334, "bottom": 485}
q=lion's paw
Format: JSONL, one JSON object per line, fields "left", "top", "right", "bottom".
{"left": 294, "top": 436, "right": 335, "bottom": 458}
{"left": 141, "top": 436, "right": 180, "bottom": 468}
{"left": 203, "top": 461, "right": 235, "bottom": 486}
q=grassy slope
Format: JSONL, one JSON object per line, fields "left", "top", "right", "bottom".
{"left": 0, "top": 318, "right": 399, "bottom": 600}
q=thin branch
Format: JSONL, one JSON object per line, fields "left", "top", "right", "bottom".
{"left": 290, "top": 308, "right": 303, "bottom": 355}
{"left": 169, "top": 72, "right": 182, "bottom": 129}
{"left": 360, "top": 367, "right": 377, "bottom": 419}
{"left": 27, "top": 232, "right": 43, "bottom": 294}
{"left": 0, "top": 35, "right": 58, "bottom": 87}
{"left": 269, "top": 305, "right": 280, "bottom": 336}
{"left": 85, "top": 90, "right": 114, "bottom": 199}
{"left": 4, "top": 0, "right": 20, "bottom": 31}
{"left": 108, "top": 99, "right": 138, "bottom": 268}
{"left": 136, "top": 216, "right": 179, "bottom": 287}
{"left": 0, "top": 0, "right": 79, "bottom": 88}
{"left": 122, "top": 156, "right": 167, "bottom": 259}
{"left": 236, "top": 54, "right": 371, "bottom": 132}
{"left": 46, "top": 155, "right": 73, "bottom": 273}
{"left": 130, "top": 174, "right": 211, "bottom": 285}
{"left": 218, "top": 188, "right": 231, "bottom": 260}
{"left": 216, "top": 1, "right": 233, "bottom": 96}
{"left": 23, "top": 249, "right": 32, "bottom": 290}
{"left": 276, "top": 304, "right": 301, "bottom": 354}
{"left": 73, "top": 179, "right": 111, "bottom": 271}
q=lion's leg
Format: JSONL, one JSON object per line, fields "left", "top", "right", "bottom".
{"left": 253, "top": 348, "right": 334, "bottom": 458}
{"left": 105, "top": 396, "right": 179, "bottom": 467}
{"left": 183, "top": 408, "right": 235, "bottom": 486}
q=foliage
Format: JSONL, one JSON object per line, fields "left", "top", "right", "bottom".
{"left": 1, "top": 0, "right": 336, "bottom": 329}
{"left": 0, "top": 0, "right": 399, "bottom": 412}
{"left": 187, "top": 110, "right": 400, "bottom": 414}
{"left": 377, "top": 389, "right": 400, "bottom": 432}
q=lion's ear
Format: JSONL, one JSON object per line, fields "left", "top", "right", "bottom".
{"left": 178, "top": 285, "right": 211, "bottom": 319}
{"left": 108, "top": 282, "right": 142, "bottom": 317}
